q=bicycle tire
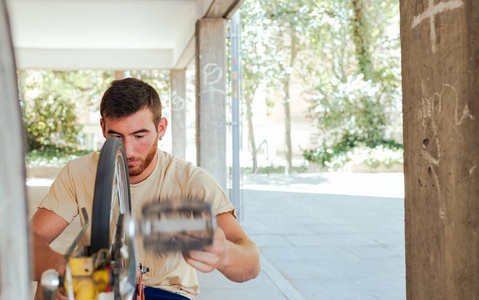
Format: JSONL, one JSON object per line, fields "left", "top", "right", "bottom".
{"left": 90, "top": 137, "right": 138, "bottom": 300}
{"left": 91, "top": 137, "right": 131, "bottom": 254}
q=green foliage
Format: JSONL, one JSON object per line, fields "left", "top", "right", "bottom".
{"left": 304, "top": 135, "right": 403, "bottom": 169}
{"left": 350, "top": 0, "right": 373, "bottom": 80}
{"left": 24, "top": 93, "right": 80, "bottom": 151}
{"left": 26, "top": 145, "right": 95, "bottom": 166}
{"left": 310, "top": 74, "right": 390, "bottom": 143}
{"left": 125, "top": 70, "right": 171, "bottom": 106}
{"left": 21, "top": 70, "right": 170, "bottom": 154}
{"left": 241, "top": 0, "right": 402, "bottom": 171}
{"left": 20, "top": 70, "right": 111, "bottom": 151}
{"left": 303, "top": 0, "right": 401, "bottom": 163}
{"left": 241, "top": 1, "right": 283, "bottom": 107}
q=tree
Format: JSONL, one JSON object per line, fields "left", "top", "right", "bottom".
{"left": 251, "top": 0, "right": 310, "bottom": 174}
{"left": 305, "top": 0, "right": 402, "bottom": 166}
{"left": 351, "top": 0, "right": 373, "bottom": 80}
{"left": 241, "top": 0, "right": 402, "bottom": 169}
{"left": 241, "top": 1, "right": 279, "bottom": 172}
{"left": 125, "top": 70, "right": 170, "bottom": 106}
{"left": 242, "top": 0, "right": 344, "bottom": 172}
{"left": 307, "top": 0, "right": 400, "bottom": 140}
{"left": 21, "top": 70, "right": 171, "bottom": 154}
{"left": 21, "top": 70, "right": 112, "bottom": 151}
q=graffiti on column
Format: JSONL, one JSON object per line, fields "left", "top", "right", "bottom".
{"left": 200, "top": 63, "right": 225, "bottom": 102}
{"left": 411, "top": 0, "right": 463, "bottom": 53}
{"left": 200, "top": 63, "right": 226, "bottom": 146}
{"left": 171, "top": 90, "right": 185, "bottom": 132}
{"left": 171, "top": 90, "right": 186, "bottom": 112}
{"left": 418, "top": 82, "right": 474, "bottom": 219}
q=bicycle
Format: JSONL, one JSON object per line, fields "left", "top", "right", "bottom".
{"left": 40, "top": 137, "right": 216, "bottom": 300}
{"left": 0, "top": 2, "right": 214, "bottom": 297}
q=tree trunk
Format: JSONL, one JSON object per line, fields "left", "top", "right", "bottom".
{"left": 283, "top": 78, "right": 292, "bottom": 174}
{"left": 283, "top": 26, "right": 296, "bottom": 175}
{"left": 245, "top": 93, "right": 258, "bottom": 171}
{"left": 351, "top": 0, "right": 372, "bottom": 80}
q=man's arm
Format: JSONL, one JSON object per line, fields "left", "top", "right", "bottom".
{"left": 183, "top": 212, "right": 261, "bottom": 282}
{"left": 31, "top": 208, "right": 69, "bottom": 281}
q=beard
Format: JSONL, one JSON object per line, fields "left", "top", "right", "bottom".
{"left": 128, "top": 138, "right": 158, "bottom": 177}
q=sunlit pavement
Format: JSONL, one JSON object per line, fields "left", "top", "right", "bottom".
{"left": 27, "top": 172, "right": 406, "bottom": 300}
{"left": 198, "top": 172, "right": 405, "bottom": 300}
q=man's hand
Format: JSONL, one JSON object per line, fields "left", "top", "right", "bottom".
{"left": 182, "top": 213, "right": 260, "bottom": 282}
{"left": 182, "top": 227, "right": 229, "bottom": 273}
{"left": 31, "top": 208, "right": 70, "bottom": 299}
{"left": 34, "top": 258, "right": 68, "bottom": 300}
{"left": 34, "top": 285, "right": 69, "bottom": 300}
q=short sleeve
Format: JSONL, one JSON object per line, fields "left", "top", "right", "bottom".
{"left": 187, "top": 169, "right": 236, "bottom": 218}
{"left": 38, "top": 162, "right": 79, "bottom": 224}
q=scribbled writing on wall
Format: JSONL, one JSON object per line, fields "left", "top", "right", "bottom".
{"left": 197, "top": 62, "right": 226, "bottom": 165}
{"left": 417, "top": 82, "right": 474, "bottom": 219}
{"left": 411, "top": 0, "right": 463, "bottom": 53}
{"left": 171, "top": 90, "right": 186, "bottom": 112}
{"left": 200, "top": 63, "right": 225, "bottom": 102}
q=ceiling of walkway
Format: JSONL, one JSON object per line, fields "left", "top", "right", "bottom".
{"left": 7, "top": 0, "right": 241, "bottom": 70}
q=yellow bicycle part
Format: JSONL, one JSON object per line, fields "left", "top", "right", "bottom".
{"left": 65, "top": 250, "right": 111, "bottom": 300}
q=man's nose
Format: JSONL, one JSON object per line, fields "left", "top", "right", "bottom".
{"left": 123, "top": 139, "right": 133, "bottom": 158}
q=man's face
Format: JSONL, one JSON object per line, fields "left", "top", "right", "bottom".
{"left": 101, "top": 108, "right": 167, "bottom": 183}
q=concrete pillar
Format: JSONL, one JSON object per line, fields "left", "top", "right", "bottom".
{"left": 400, "top": 0, "right": 479, "bottom": 299}
{"left": 170, "top": 69, "right": 187, "bottom": 159}
{"left": 195, "top": 18, "right": 227, "bottom": 191}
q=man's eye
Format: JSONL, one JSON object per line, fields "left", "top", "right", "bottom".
{"left": 135, "top": 135, "right": 145, "bottom": 139}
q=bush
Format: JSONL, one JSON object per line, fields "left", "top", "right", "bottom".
{"left": 303, "top": 133, "right": 403, "bottom": 170}
{"left": 26, "top": 145, "right": 94, "bottom": 166}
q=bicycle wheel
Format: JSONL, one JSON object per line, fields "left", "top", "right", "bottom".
{"left": 0, "top": 1, "right": 31, "bottom": 299}
{"left": 91, "top": 137, "right": 137, "bottom": 299}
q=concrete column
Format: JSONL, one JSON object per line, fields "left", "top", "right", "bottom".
{"left": 170, "top": 69, "right": 187, "bottom": 159}
{"left": 195, "top": 18, "right": 227, "bottom": 191}
{"left": 400, "top": 0, "right": 479, "bottom": 299}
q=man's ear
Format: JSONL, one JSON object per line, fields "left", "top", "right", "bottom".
{"left": 100, "top": 118, "right": 106, "bottom": 138}
{"left": 158, "top": 117, "right": 168, "bottom": 139}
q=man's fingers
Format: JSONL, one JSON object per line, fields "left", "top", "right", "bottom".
{"left": 202, "top": 228, "right": 225, "bottom": 253}
{"left": 183, "top": 250, "right": 221, "bottom": 273}
{"left": 187, "top": 250, "right": 219, "bottom": 266}
{"left": 184, "top": 256, "right": 216, "bottom": 273}
{"left": 183, "top": 228, "right": 229, "bottom": 273}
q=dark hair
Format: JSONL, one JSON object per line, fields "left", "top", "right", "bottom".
{"left": 100, "top": 77, "right": 162, "bottom": 128}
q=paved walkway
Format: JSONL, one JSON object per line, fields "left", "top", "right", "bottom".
{"left": 27, "top": 172, "right": 406, "bottom": 300}
{"left": 198, "top": 173, "right": 405, "bottom": 300}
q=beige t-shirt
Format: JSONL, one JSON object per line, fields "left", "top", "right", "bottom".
{"left": 39, "top": 150, "right": 235, "bottom": 299}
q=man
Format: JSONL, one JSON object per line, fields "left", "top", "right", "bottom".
{"left": 31, "top": 78, "right": 260, "bottom": 300}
